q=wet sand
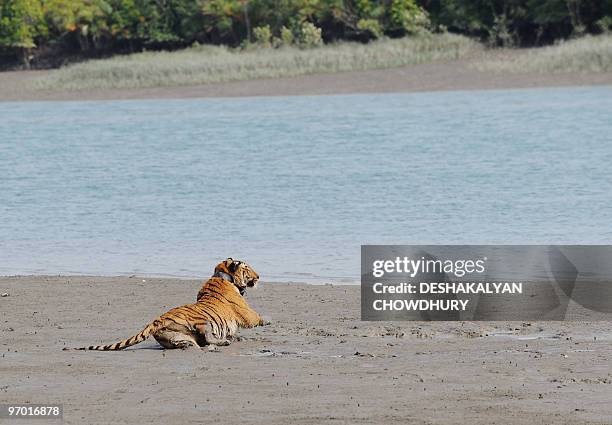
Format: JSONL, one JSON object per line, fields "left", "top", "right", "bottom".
{"left": 1, "top": 60, "right": 611, "bottom": 102}
{"left": 1, "top": 275, "right": 611, "bottom": 424}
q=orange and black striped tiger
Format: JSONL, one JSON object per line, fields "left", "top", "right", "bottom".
{"left": 66, "top": 258, "right": 267, "bottom": 351}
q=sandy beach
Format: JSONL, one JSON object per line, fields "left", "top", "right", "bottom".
{"left": 1, "top": 60, "right": 612, "bottom": 102}
{"left": 1, "top": 275, "right": 611, "bottom": 424}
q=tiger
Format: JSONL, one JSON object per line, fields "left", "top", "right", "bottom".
{"left": 66, "top": 258, "right": 267, "bottom": 351}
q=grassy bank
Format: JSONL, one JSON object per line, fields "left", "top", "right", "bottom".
{"left": 36, "top": 33, "right": 480, "bottom": 91}
{"left": 476, "top": 35, "right": 612, "bottom": 74}
{"left": 32, "top": 33, "right": 612, "bottom": 92}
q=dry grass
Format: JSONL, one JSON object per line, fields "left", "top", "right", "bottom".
{"left": 476, "top": 34, "right": 612, "bottom": 74}
{"left": 34, "top": 33, "right": 612, "bottom": 91}
{"left": 36, "top": 33, "right": 481, "bottom": 90}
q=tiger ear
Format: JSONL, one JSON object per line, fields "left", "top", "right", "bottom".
{"left": 228, "top": 261, "right": 238, "bottom": 273}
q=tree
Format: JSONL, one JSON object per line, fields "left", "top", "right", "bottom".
{"left": 0, "top": 0, "right": 45, "bottom": 67}
{"left": 43, "top": 0, "right": 112, "bottom": 50}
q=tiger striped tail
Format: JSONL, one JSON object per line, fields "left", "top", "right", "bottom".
{"left": 65, "top": 319, "right": 163, "bottom": 351}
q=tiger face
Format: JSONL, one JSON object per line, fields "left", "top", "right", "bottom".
{"left": 214, "top": 258, "right": 260, "bottom": 294}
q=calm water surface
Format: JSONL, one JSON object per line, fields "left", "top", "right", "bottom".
{"left": 1, "top": 87, "right": 611, "bottom": 282}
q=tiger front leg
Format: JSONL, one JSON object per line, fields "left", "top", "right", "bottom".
{"left": 244, "top": 311, "right": 270, "bottom": 328}
{"left": 196, "top": 322, "right": 231, "bottom": 347}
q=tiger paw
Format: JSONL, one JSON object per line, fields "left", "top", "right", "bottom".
{"left": 207, "top": 339, "right": 230, "bottom": 347}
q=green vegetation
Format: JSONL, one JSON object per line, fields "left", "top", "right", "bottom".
{"left": 0, "top": 0, "right": 45, "bottom": 66}
{"left": 36, "top": 33, "right": 480, "bottom": 90}
{"left": 476, "top": 34, "right": 612, "bottom": 73}
{"left": 1, "top": 0, "right": 611, "bottom": 68}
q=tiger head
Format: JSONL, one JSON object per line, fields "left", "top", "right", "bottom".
{"left": 213, "top": 258, "right": 260, "bottom": 295}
